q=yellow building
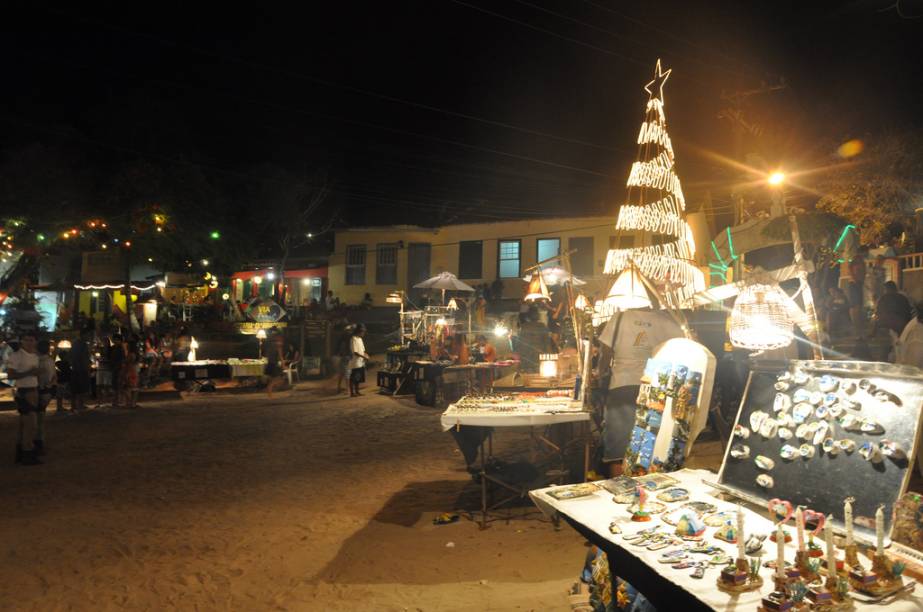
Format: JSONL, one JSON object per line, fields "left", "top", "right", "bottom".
{"left": 328, "top": 216, "right": 624, "bottom": 305}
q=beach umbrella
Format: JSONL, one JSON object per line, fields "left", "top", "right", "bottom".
{"left": 413, "top": 271, "right": 475, "bottom": 304}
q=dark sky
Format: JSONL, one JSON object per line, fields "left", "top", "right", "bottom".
{"left": 2, "top": 1, "right": 921, "bottom": 228}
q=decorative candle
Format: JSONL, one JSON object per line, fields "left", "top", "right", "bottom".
{"left": 776, "top": 524, "right": 785, "bottom": 578}
{"left": 844, "top": 498, "right": 854, "bottom": 547}
{"left": 825, "top": 514, "right": 836, "bottom": 575}
{"left": 796, "top": 507, "right": 805, "bottom": 551}
{"left": 875, "top": 505, "right": 884, "bottom": 555}
{"left": 737, "top": 505, "right": 746, "bottom": 560}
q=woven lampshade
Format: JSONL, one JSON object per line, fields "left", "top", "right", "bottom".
{"left": 729, "top": 283, "right": 793, "bottom": 350}
{"left": 524, "top": 269, "right": 551, "bottom": 302}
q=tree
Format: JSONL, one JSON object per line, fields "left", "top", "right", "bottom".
{"left": 602, "top": 59, "right": 705, "bottom": 308}
{"left": 815, "top": 133, "right": 923, "bottom": 248}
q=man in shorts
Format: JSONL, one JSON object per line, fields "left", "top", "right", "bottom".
{"left": 7, "top": 331, "right": 42, "bottom": 465}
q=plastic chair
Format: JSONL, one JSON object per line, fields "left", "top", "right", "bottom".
{"left": 284, "top": 361, "right": 301, "bottom": 385}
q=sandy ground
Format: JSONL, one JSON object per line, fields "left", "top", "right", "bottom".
{"left": 0, "top": 374, "right": 599, "bottom": 612}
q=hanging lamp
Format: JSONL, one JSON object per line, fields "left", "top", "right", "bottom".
{"left": 729, "top": 283, "right": 794, "bottom": 350}
{"left": 447, "top": 298, "right": 458, "bottom": 311}
{"left": 573, "top": 294, "right": 589, "bottom": 311}
{"left": 604, "top": 266, "right": 654, "bottom": 310}
{"left": 524, "top": 269, "right": 551, "bottom": 302}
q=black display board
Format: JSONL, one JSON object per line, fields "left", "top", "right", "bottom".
{"left": 718, "top": 359, "right": 923, "bottom": 546}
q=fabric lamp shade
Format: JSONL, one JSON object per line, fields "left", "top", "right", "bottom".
{"left": 729, "top": 283, "right": 793, "bottom": 350}
{"left": 524, "top": 269, "right": 551, "bottom": 302}
{"left": 447, "top": 298, "right": 458, "bottom": 310}
{"left": 574, "top": 294, "right": 589, "bottom": 310}
{"left": 604, "top": 267, "right": 653, "bottom": 310}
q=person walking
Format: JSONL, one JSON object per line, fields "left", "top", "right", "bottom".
{"left": 68, "top": 331, "right": 92, "bottom": 413}
{"left": 109, "top": 335, "right": 126, "bottom": 408}
{"left": 895, "top": 303, "right": 923, "bottom": 368}
{"left": 347, "top": 324, "right": 370, "bottom": 397}
{"left": 265, "top": 332, "right": 284, "bottom": 398}
{"left": 871, "top": 280, "right": 912, "bottom": 361}
{"left": 334, "top": 322, "right": 354, "bottom": 394}
{"left": 35, "top": 340, "right": 57, "bottom": 453}
{"left": 8, "top": 331, "right": 41, "bottom": 465}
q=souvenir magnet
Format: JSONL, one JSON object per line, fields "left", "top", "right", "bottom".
{"left": 822, "top": 437, "right": 838, "bottom": 455}
{"left": 815, "top": 404, "right": 829, "bottom": 419}
{"left": 755, "top": 455, "right": 775, "bottom": 471}
{"left": 779, "top": 444, "right": 798, "bottom": 460}
{"left": 823, "top": 392, "right": 838, "bottom": 406}
{"left": 730, "top": 444, "right": 750, "bottom": 460}
{"left": 657, "top": 487, "right": 690, "bottom": 503}
{"left": 759, "top": 418, "right": 778, "bottom": 439}
{"left": 812, "top": 421, "right": 829, "bottom": 446}
{"left": 836, "top": 439, "right": 856, "bottom": 453}
{"left": 682, "top": 501, "right": 717, "bottom": 514}
{"left": 799, "top": 444, "right": 815, "bottom": 459}
{"left": 691, "top": 565, "right": 707, "bottom": 579}
{"left": 860, "top": 419, "right": 884, "bottom": 435}
{"left": 793, "top": 403, "right": 813, "bottom": 424}
{"left": 749, "top": 410, "right": 768, "bottom": 432}
{"left": 733, "top": 424, "right": 750, "bottom": 439}
{"left": 658, "top": 549, "right": 689, "bottom": 563}
{"left": 792, "top": 389, "right": 812, "bottom": 404}
{"left": 828, "top": 403, "right": 844, "bottom": 418}
{"left": 756, "top": 474, "right": 774, "bottom": 488}
{"left": 792, "top": 370, "right": 809, "bottom": 385}
{"left": 773, "top": 393, "right": 791, "bottom": 413}
{"left": 704, "top": 511, "right": 737, "bottom": 527}
{"left": 880, "top": 439, "right": 907, "bottom": 461}
{"left": 745, "top": 534, "right": 767, "bottom": 555}
{"left": 858, "top": 441, "right": 883, "bottom": 463}
{"left": 809, "top": 391, "right": 823, "bottom": 406}
{"left": 778, "top": 427, "right": 793, "bottom": 440}
{"left": 795, "top": 423, "right": 810, "bottom": 440}
{"left": 818, "top": 375, "right": 839, "bottom": 393}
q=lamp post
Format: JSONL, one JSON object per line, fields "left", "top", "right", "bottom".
{"left": 768, "top": 171, "right": 822, "bottom": 359}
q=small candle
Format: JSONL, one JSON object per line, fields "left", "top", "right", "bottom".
{"left": 776, "top": 524, "right": 786, "bottom": 578}
{"left": 737, "top": 505, "right": 746, "bottom": 560}
{"left": 825, "top": 514, "right": 836, "bottom": 574}
{"left": 796, "top": 507, "right": 805, "bottom": 551}
{"left": 845, "top": 498, "right": 854, "bottom": 547}
{"left": 875, "top": 505, "right": 884, "bottom": 555}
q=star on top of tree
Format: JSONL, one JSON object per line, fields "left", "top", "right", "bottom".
{"left": 644, "top": 59, "right": 671, "bottom": 103}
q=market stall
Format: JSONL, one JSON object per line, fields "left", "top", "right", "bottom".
{"left": 442, "top": 391, "right": 590, "bottom": 527}
{"left": 170, "top": 358, "right": 267, "bottom": 388}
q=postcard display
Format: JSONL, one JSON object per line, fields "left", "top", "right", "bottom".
{"left": 718, "top": 359, "right": 923, "bottom": 547}
{"left": 625, "top": 338, "right": 716, "bottom": 475}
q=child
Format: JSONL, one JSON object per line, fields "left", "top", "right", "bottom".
{"left": 121, "top": 350, "right": 140, "bottom": 408}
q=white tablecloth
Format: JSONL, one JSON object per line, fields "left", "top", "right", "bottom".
{"left": 228, "top": 360, "right": 266, "bottom": 378}
{"left": 440, "top": 399, "right": 588, "bottom": 431}
{"left": 531, "top": 469, "right": 922, "bottom": 611}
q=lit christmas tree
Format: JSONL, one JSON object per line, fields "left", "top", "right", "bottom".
{"left": 601, "top": 59, "right": 704, "bottom": 314}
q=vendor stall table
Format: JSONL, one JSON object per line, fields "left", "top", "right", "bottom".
{"left": 171, "top": 360, "right": 231, "bottom": 382}
{"left": 227, "top": 358, "right": 267, "bottom": 378}
{"left": 531, "top": 469, "right": 923, "bottom": 611}
{"left": 414, "top": 361, "right": 518, "bottom": 407}
{"left": 377, "top": 348, "right": 428, "bottom": 395}
{"left": 443, "top": 394, "right": 589, "bottom": 528}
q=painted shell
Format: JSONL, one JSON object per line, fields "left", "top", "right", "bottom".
{"left": 657, "top": 487, "right": 690, "bottom": 503}
{"left": 842, "top": 381, "right": 857, "bottom": 395}
{"left": 733, "top": 424, "right": 750, "bottom": 439}
{"left": 836, "top": 439, "right": 857, "bottom": 453}
{"left": 823, "top": 392, "right": 838, "bottom": 406}
{"left": 880, "top": 439, "right": 907, "bottom": 461}
{"left": 822, "top": 437, "right": 838, "bottom": 455}
{"left": 745, "top": 534, "right": 767, "bottom": 555}
{"left": 756, "top": 474, "right": 774, "bottom": 489}
{"left": 780, "top": 444, "right": 799, "bottom": 460}
{"left": 778, "top": 427, "right": 793, "bottom": 440}
{"left": 777, "top": 412, "right": 795, "bottom": 428}
{"left": 799, "top": 443, "right": 815, "bottom": 459}
{"left": 759, "top": 418, "right": 779, "bottom": 439}
{"left": 828, "top": 403, "right": 845, "bottom": 419}
{"left": 793, "top": 389, "right": 812, "bottom": 404}
{"left": 859, "top": 441, "right": 883, "bottom": 463}
{"left": 815, "top": 405, "right": 829, "bottom": 419}
{"left": 860, "top": 419, "right": 884, "bottom": 435}
{"left": 812, "top": 421, "right": 829, "bottom": 446}
{"left": 755, "top": 455, "right": 775, "bottom": 471}
{"left": 840, "top": 414, "right": 861, "bottom": 431}
{"left": 750, "top": 411, "right": 769, "bottom": 432}
{"left": 773, "top": 393, "right": 792, "bottom": 413}
{"left": 777, "top": 371, "right": 793, "bottom": 383}
{"left": 795, "top": 423, "right": 811, "bottom": 440}
{"left": 793, "top": 370, "right": 810, "bottom": 385}
{"left": 858, "top": 378, "right": 872, "bottom": 391}
{"left": 809, "top": 391, "right": 824, "bottom": 406}
{"left": 730, "top": 444, "right": 750, "bottom": 460}
{"left": 818, "top": 375, "right": 839, "bottom": 393}
{"left": 845, "top": 399, "right": 862, "bottom": 411}
{"left": 774, "top": 381, "right": 791, "bottom": 392}
{"left": 793, "top": 403, "right": 813, "bottom": 424}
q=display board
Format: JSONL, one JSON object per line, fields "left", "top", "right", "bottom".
{"left": 624, "top": 338, "right": 715, "bottom": 474}
{"left": 718, "top": 359, "right": 923, "bottom": 546}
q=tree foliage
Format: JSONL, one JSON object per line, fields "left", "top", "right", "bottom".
{"left": 814, "top": 133, "right": 923, "bottom": 247}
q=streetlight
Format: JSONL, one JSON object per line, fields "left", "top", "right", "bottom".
{"left": 767, "top": 171, "right": 786, "bottom": 186}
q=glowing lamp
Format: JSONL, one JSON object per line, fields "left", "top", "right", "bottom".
{"left": 156, "top": 280, "right": 166, "bottom": 288}
{"left": 493, "top": 324, "right": 509, "bottom": 337}
{"left": 266, "top": 271, "right": 276, "bottom": 281}
{"left": 729, "top": 284, "right": 793, "bottom": 351}
{"left": 91, "top": 291, "right": 99, "bottom": 297}
{"left": 767, "top": 171, "right": 786, "bottom": 186}
{"left": 386, "top": 292, "right": 403, "bottom": 304}
{"left": 56, "top": 340, "right": 72, "bottom": 349}
{"left": 252, "top": 276, "right": 263, "bottom": 285}
{"left": 447, "top": 298, "right": 458, "bottom": 311}
{"left": 604, "top": 267, "right": 653, "bottom": 310}
{"left": 188, "top": 337, "right": 199, "bottom": 362}
{"left": 524, "top": 269, "right": 550, "bottom": 302}
{"left": 301, "top": 278, "right": 311, "bottom": 286}
{"left": 539, "top": 353, "right": 559, "bottom": 378}
{"left": 201, "top": 259, "right": 209, "bottom": 267}
{"left": 435, "top": 317, "right": 447, "bottom": 326}
{"left": 222, "top": 293, "right": 230, "bottom": 300}
{"left": 574, "top": 294, "right": 589, "bottom": 311}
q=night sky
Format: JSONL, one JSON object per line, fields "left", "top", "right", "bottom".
{"left": 2, "top": 1, "right": 921, "bottom": 230}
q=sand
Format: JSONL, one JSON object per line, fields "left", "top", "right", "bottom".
{"left": 0, "top": 376, "right": 590, "bottom": 611}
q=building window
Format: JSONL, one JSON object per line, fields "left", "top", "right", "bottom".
{"left": 568, "top": 237, "right": 594, "bottom": 277}
{"left": 376, "top": 243, "right": 398, "bottom": 285}
{"left": 345, "top": 245, "right": 366, "bottom": 285}
{"left": 458, "top": 240, "right": 483, "bottom": 279}
{"left": 536, "top": 238, "right": 560, "bottom": 263}
{"left": 498, "top": 239, "right": 521, "bottom": 279}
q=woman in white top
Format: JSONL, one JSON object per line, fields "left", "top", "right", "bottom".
{"left": 348, "top": 324, "right": 370, "bottom": 397}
